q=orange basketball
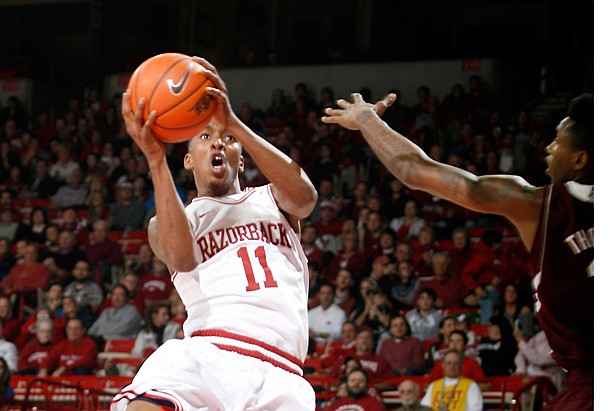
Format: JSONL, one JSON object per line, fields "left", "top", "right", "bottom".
{"left": 127, "top": 53, "right": 218, "bottom": 143}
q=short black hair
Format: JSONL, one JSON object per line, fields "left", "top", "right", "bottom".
{"left": 449, "top": 329, "right": 468, "bottom": 345}
{"left": 418, "top": 287, "right": 437, "bottom": 301}
{"left": 567, "top": 93, "right": 593, "bottom": 158}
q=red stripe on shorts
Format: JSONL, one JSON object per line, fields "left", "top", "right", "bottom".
{"left": 192, "top": 329, "right": 304, "bottom": 375}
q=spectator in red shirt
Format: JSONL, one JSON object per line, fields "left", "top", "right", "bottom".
{"left": 416, "top": 251, "right": 470, "bottom": 309}
{"left": 327, "top": 230, "right": 367, "bottom": 282}
{"left": 38, "top": 317, "right": 98, "bottom": 377}
{"left": 320, "top": 320, "right": 358, "bottom": 369}
{"left": 326, "top": 368, "right": 386, "bottom": 411}
{"left": 80, "top": 220, "right": 123, "bottom": 288}
{"left": 140, "top": 256, "right": 172, "bottom": 309}
{"left": 0, "top": 243, "right": 49, "bottom": 309}
{"left": 448, "top": 227, "right": 475, "bottom": 276}
{"left": 377, "top": 315, "right": 425, "bottom": 376}
{"left": 332, "top": 268, "right": 357, "bottom": 316}
{"left": 427, "top": 330, "right": 486, "bottom": 383}
{"left": 17, "top": 318, "right": 57, "bottom": 375}
{"left": 359, "top": 210, "right": 385, "bottom": 261}
{"left": 312, "top": 200, "right": 343, "bottom": 254}
{"left": 14, "top": 306, "right": 64, "bottom": 350}
{"left": 461, "top": 229, "right": 527, "bottom": 324}
{"left": 328, "top": 326, "right": 393, "bottom": 381}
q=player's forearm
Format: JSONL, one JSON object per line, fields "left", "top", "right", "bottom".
{"left": 356, "top": 110, "right": 539, "bottom": 225}
{"left": 148, "top": 158, "right": 197, "bottom": 272}
{"left": 357, "top": 111, "right": 473, "bottom": 198}
{"left": 230, "top": 116, "right": 317, "bottom": 217}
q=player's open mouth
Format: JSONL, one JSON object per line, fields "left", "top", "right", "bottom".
{"left": 211, "top": 155, "right": 226, "bottom": 176}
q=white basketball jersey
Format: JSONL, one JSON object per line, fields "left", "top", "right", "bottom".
{"left": 173, "top": 184, "right": 310, "bottom": 363}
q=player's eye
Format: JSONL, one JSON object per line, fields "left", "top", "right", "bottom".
{"left": 200, "top": 133, "right": 211, "bottom": 140}
{"left": 225, "top": 135, "right": 235, "bottom": 142}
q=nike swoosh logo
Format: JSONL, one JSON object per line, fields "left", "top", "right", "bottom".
{"left": 167, "top": 62, "right": 192, "bottom": 95}
{"left": 199, "top": 211, "right": 213, "bottom": 219}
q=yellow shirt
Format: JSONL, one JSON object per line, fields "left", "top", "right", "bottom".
{"left": 427, "top": 377, "right": 474, "bottom": 411}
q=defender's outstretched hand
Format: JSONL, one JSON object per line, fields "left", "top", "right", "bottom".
{"left": 321, "top": 92, "right": 396, "bottom": 130}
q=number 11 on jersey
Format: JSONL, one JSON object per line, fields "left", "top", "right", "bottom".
{"left": 237, "top": 246, "right": 279, "bottom": 292}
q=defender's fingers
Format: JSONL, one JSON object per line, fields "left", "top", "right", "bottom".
{"left": 336, "top": 99, "right": 352, "bottom": 109}
{"left": 324, "top": 107, "right": 345, "bottom": 116}
{"left": 351, "top": 92, "right": 364, "bottom": 103}
{"left": 383, "top": 93, "right": 397, "bottom": 107}
{"left": 375, "top": 93, "right": 397, "bottom": 115}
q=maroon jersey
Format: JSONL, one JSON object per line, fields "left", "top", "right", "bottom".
{"left": 530, "top": 182, "right": 593, "bottom": 370}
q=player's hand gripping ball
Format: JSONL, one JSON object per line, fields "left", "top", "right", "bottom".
{"left": 127, "top": 52, "right": 218, "bottom": 143}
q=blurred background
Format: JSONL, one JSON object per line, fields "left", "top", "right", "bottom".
{"left": 0, "top": 0, "right": 593, "bottom": 116}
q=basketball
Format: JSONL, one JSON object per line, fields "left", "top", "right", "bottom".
{"left": 127, "top": 52, "right": 218, "bottom": 143}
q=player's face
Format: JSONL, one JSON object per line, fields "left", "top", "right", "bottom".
{"left": 545, "top": 117, "right": 581, "bottom": 184}
{"left": 185, "top": 119, "right": 244, "bottom": 196}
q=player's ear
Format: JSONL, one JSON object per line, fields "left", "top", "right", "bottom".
{"left": 184, "top": 152, "right": 193, "bottom": 170}
{"left": 574, "top": 150, "right": 588, "bottom": 170}
{"left": 238, "top": 155, "right": 245, "bottom": 173}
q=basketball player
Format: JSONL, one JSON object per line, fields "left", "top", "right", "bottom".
{"left": 111, "top": 57, "right": 321, "bottom": 410}
{"left": 323, "top": 93, "right": 593, "bottom": 411}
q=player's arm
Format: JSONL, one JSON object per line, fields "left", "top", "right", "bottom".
{"left": 322, "top": 93, "right": 544, "bottom": 250}
{"left": 230, "top": 118, "right": 318, "bottom": 222}
{"left": 193, "top": 57, "right": 317, "bottom": 223}
{"left": 122, "top": 92, "right": 198, "bottom": 273}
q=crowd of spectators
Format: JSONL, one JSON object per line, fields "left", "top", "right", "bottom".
{"left": 0, "top": 73, "right": 564, "bottom": 404}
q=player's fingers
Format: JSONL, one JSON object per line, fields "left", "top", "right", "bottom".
{"left": 143, "top": 110, "right": 156, "bottom": 132}
{"left": 200, "top": 68, "right": 224, "bottom": 89}
{"left": 324, "top": 107, "right": 344, "bottom": 116}
{"left": 320, "top": 115, "right": 337, "bottom": 124}
{"left": 133, "top": 97, "right": 146, "bottom": 122}
{"left": 375, "top": 93, "right": 396, "bottom": 116}
{"left": 336, "top": 99, "right": 351, "bottom": 109}
{"left": 121, "top": 91, "right": 132, "bottom": 117}
{"left": 351, "top": 92, "right": 364, "bottom": 103}
{"left": 204, "top": 87, "right": 226, "bottom": 104}
{"left": 191, "top": 56, "right": 218, "bottom": 74}
{"left": 383, "top": 93, "right": 396, "bottom": 107}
